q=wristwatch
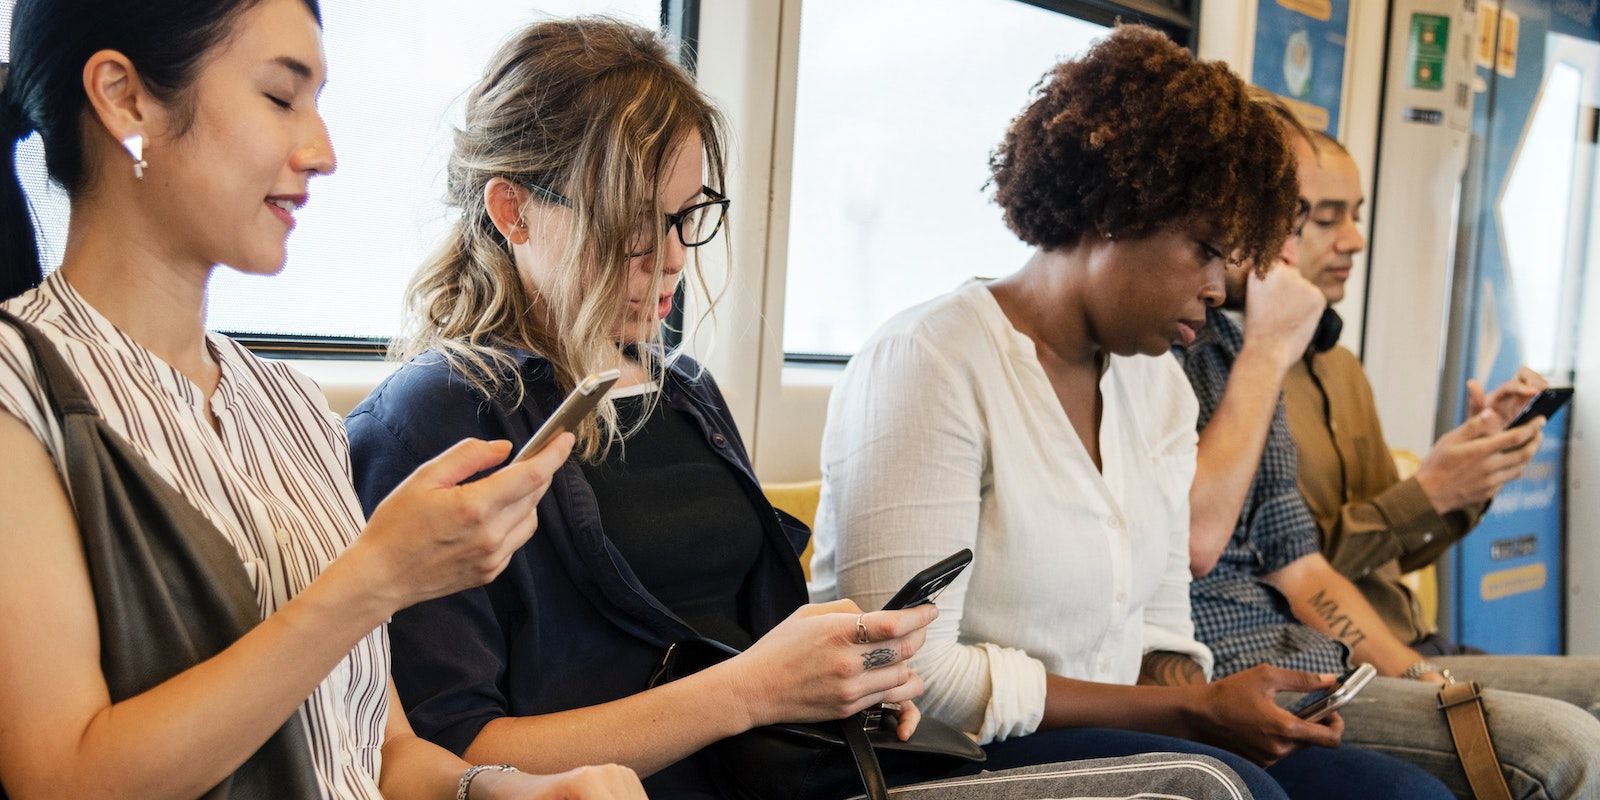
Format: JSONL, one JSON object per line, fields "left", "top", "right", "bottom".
{"left": 1401, "top": 660, "right": 1458, "bottom": 684}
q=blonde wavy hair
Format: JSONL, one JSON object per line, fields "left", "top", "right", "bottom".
{"left": 395, "top": 17, "right": 730, "bottom": 461}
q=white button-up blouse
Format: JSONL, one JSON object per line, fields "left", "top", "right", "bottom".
{"left": 810, "top": 279, "right": 1211, "bottom": 744}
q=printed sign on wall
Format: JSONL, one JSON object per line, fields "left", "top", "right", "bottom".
{"left": 1477, "top": 1, "right": 1501, "bottom": 69}
{"left": 1498, "top": 7, "right": 1522, "bottom": 77}
{"left": 1408, "top": 13, "right": 1452, "bottom": 90}
{"left": 1252, "top": 0, "right": 1352, "bottom": 134}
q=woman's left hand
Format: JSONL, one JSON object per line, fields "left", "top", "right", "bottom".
{"left": 473, "top": 764, "right": 647, "bottom": 800}
{"left": 894, "top": 700, "right": 922, "bottom": 741}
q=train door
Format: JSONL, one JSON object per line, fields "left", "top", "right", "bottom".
{"left": 1559, "top": 32, "right": 1600, "bottom": 655}
{"left": 1443, "top": 6, "right": 1600, "bottom": 653}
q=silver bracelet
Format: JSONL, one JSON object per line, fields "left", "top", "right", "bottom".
{"left": 456, "top": 764, "right": 519, "bottom": 800}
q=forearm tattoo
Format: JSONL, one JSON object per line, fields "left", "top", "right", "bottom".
{"left": 1138, "top": 651, "right": 1206, "bottom": 687}
{"left": 863, "top": 648, "right": 896, "bottom": 670}
{"left": 1308, "top": 589, "right": 1368, "bottom": 649}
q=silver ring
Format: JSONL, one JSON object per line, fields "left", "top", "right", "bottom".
{"left": 855, "top": 613, "right": 869, "bottom": 644}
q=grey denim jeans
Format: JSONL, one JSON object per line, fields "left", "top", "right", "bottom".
{"left": 856, "top": 754, "right": 1252, "bottom": 800}
{"left": 1335, "top": 656, "right": 1600, "bottom": 799}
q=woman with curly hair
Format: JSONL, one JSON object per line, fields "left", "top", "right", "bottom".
{"left": 810, "top": 25, "right": 1451, "bottom": 800}
{"left": 347, "top": 15, "right": 1270, "bottom": 800}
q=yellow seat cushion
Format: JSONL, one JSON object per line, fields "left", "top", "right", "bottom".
{"left": 1391, "top": 448, "right": 1438, "bottom": 632}
{"left": 763, "top": 480, "right": 821, "bottom": 581}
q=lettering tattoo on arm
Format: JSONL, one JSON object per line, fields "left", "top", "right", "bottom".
{"left": 1137, "top": 651, "right": 1206, "bottom": 687}
{"left": 1308, "top": 589, "right": 1368, "bottom": 649}
{"left": 863, "top": 648, "right": 896, "bottom": 670}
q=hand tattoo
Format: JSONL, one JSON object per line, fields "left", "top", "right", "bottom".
{"left": 862, "top": 648, "right": 896, "bottom": 670}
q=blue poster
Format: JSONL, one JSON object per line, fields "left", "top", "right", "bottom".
{"left": 1252, "top": 0, "right": 1351, "bottom": 135}
{"left": 1455, "top": 410, "right": 1567, "bottom": 652}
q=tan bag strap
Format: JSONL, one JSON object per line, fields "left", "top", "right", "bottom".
{"left": 1438, "top": 681, "right": 1513, "bottom": 800}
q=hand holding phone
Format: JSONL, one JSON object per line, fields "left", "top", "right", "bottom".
{"left": 513, "top": 369, "right": 622, "bottom": 464}
{"left": 1507, "top": 387, "right": 1573, "bottom": 429}
{"left": 1286, "top": 663, "right": 1376, "bottom": 723}
{"left": 881, "top": 549, "right": 973, "bottom": 611}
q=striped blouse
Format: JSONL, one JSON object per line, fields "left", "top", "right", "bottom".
{"left": 0, "top": 272, "right": 388, "bottom": 799}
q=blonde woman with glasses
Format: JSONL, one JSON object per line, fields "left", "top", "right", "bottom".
{"left": 348, "top": 15, "right": 1256, "bottom": 800}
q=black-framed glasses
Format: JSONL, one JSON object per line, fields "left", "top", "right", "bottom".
{"left": 1292, "top": 197, "right": 1311, "bottom": 237}
{"left": 526, "top": 182, "right": 731, "bottom": 257}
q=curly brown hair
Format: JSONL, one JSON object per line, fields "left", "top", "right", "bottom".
{"left": 990, "top": 25, "right": 1299, "bottom": 270}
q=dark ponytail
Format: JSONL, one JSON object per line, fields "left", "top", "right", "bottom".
{"left": 0, "top": 64, "right": 41, "bottom": 300}
{"left": 1, "top": 0, "right": 323, "bottom": 302}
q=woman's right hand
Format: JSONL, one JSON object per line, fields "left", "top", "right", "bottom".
{"left": 351, "top": 435, "right": 575, "bottom": 615}
{"left": 1182, "top": 664, "right": 1344, "bottom": 765}
{"left": 721, "top": 599, "right": 939, "bottom": 730}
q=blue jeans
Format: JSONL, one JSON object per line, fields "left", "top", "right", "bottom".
{"left": 948, "top": 727, "right": 1453, "bottom": 800}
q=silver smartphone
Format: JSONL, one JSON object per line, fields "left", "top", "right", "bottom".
{"left": 512, "top": 369, "right": 622, "bottom": 463}
{"left": 1287, "top": 662, "right": 1377, "bottom": 723}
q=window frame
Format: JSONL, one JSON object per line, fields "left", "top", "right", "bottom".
{"left": 777, "top": 0, "right": 1198, "bottom": 366}
{"left": 1019, "top": 0, "right": 1196, "bottom": 42}
{"left": 227, "top": 1, "right": 693, "bottom": 359}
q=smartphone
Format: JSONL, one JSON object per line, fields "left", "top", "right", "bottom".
{"left": 881, "top": 549, "right": 973, "bottom": 611}
{"left": 512, "top": 369, "right": 622, "bottom": 463}
{"left": 1507, "top": 387, "right": 1573, "bottom": 429}
{"left": 1286, "top": 663, "right": 1376, "bottom": 723}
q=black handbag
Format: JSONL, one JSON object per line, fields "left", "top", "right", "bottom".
{"left": 649, "top": 637, "right": 986, "bottom": 800}
{"left": 0, "top": 311, "right": 321, "bottom": 800}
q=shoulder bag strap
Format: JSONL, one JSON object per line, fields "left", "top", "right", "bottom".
{"left": 841, "top": 713, "right": 889, "bottom": 800}
{"left": 0, "top": 308, "right": 99, "bottom": 422}
{"left": 1438, "top": 681, "right": 1513, "bottom": 800}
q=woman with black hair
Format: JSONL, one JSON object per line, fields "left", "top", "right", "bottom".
{"left": 0, "top": 1, "right": 640, "bottom": 797}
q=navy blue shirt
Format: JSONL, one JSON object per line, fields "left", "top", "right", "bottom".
{"left": 346, "top": 350, "right": 810, "bottom": 796}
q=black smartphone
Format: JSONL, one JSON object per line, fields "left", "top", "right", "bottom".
{"left": 1507, "top": 387, "right": 1573, "bottom": 429}
{"left": 1286, "top": 663, "right": 1376, "bottom": 723}
{"left": 881, "top": 549, "right": 973, "bottom": 611}
{"left": 512, "top": 369, "right": 622, "bottom": 464}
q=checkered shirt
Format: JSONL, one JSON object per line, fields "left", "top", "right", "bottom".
{"left": 1173, "top": 308, "right": 1351, "bottom": 677}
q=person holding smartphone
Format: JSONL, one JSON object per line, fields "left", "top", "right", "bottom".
{"left": 346, "top": 17, "right": 1262, "bottom": 800}
{"left": 0, "top": 1, "right": 640, "bottom": 798}
{"left": 1279, "top": 131, "right": 1549, "bottom": 655}
{"left": 810, "top": 25, "right": 1449, "bottom": 800}
{"left": 1175, "top": 125, "right": 1600, "bottom": 797}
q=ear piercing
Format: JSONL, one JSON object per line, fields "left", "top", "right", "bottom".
{"left": 120, "top": 134, "right": 148, "bottom": 180}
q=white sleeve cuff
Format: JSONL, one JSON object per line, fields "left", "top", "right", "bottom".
{"left": 975, "top": 643, "right": 1048, "bottom": 744}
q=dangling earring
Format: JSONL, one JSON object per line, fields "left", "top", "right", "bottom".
{"left": 120, "top": 134, "right": 148, "bottom": 180}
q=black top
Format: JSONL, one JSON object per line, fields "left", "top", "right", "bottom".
{"left": 345, "top": 350, "right": 810, "bottom": 797}
{"left": 581, "top": 391, "right": 764, "bottom": 649}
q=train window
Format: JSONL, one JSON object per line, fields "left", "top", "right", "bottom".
{"left": 780, "top": 0, "right": 1111, "bottom": 360}
{"left": 0, "top": 0, "right": 664, "bottom": 352}
{"left": 1499, "top": 60, "right": 1583, "bottom": 377}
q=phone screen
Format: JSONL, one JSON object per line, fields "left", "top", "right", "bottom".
{"left": 1287, "top": 684, "right": 1339, "bottom": 717}
{"left": 1508, "top": 387, "right": 1573, "bottom": 429}
{"left": 1287, "top": 663, "right": 1375, "bottom": 721}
